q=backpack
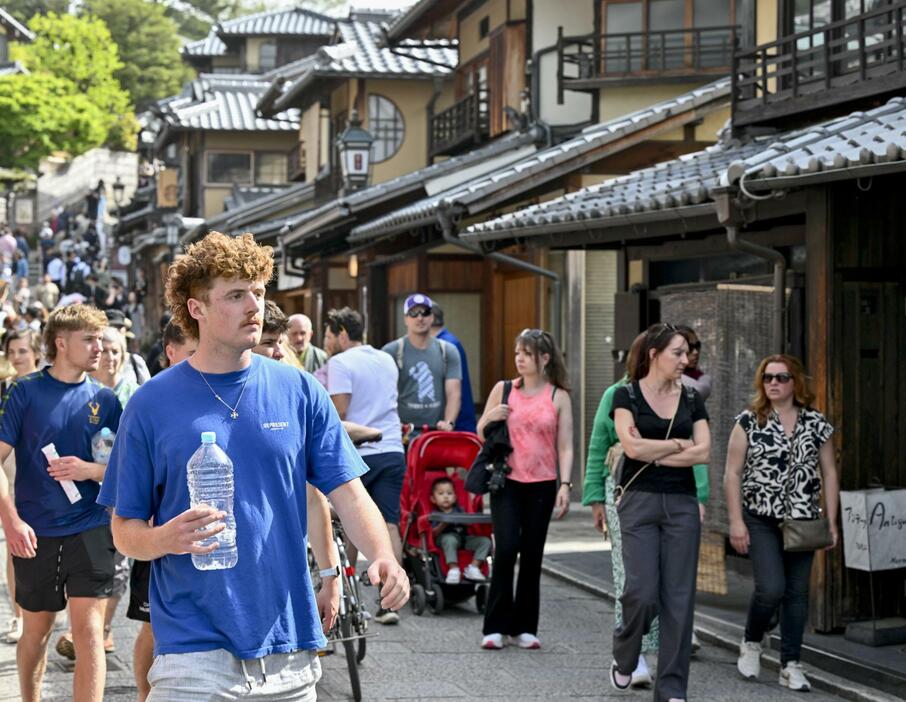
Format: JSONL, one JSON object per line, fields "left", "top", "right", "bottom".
{"left": 465, "top": 381, "right": 513, "bottom": 495}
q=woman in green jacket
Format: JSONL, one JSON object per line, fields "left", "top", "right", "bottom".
{"left": 582, "top": 333, "right": 709, "bottom": 688}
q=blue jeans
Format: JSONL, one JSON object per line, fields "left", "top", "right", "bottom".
{"left": 147, "top": 648, "right": 320, "bottom": 701}
{"left": 743, "top": 510, "right": 815, "bottom": 664}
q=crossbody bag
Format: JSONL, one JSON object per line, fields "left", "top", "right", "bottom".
{"left": 780, "top": 452, "right": 833, "bottom": 552}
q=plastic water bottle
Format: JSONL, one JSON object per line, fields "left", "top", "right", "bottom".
{"left": 91, "top": 427, "right": 115, "bottom": 464}
{"left": 186, "top": 431, "right": 238, "bottom": 570}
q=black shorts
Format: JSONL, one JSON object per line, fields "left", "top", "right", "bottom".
{"left": 13, "top": 523, "right": 116, "bottom": 613}
{"left": 127, "top": 559, "right": 151, "bottom": 622}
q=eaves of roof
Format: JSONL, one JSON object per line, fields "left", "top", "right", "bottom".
{"left": 462, "top": 94, "right": 906, "bottom": 245}
{"left": 182, "top": 32, "right": 227, "bottom": 58}
{"left": 281, "top": 129, "right": 541, "bottom": 248}
{"left": 349, "top": 78, "right": 732, "bottom": 244}
{"left": 0, "top": 8, "right": 34, "bottom": 42}
{"left": 0, "top": 61, "right": 28, "bottom": 76}
{"left": 384, "top": 0, "right": 438, "bottom": 41}
{"left": 214, "top": 7, "right": 334, "bottom": 37}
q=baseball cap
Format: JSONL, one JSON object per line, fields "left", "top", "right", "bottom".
{"left": 403, "top": 293, "right": 433, "bottom": 315}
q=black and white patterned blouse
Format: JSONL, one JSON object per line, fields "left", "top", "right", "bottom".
{"left": 736, "top": 407, "right": 833, "bottom": 520}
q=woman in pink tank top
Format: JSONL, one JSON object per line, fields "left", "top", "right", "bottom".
{"left": 475, "top": 329, "right": 574, "bottom": 651}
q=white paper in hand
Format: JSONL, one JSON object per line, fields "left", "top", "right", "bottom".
{"left": 41, "top": 443, "right": 81, "bottom": 504}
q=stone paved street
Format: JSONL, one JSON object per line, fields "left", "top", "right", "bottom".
{"left": 0, "top": 514, "right": 882, "bottom": 701}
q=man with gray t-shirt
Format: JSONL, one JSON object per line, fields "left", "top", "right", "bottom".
{"left": 382, "top": 294, "right": 461, "bottom": 439}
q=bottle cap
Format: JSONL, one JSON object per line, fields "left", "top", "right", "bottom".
{"left": 201, "top": 431, "right": 216, "bottom": 444}
{"left": 100, "top": 428, "right": 112, "bottom": 437}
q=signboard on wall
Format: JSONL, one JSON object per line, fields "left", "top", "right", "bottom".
{"left": 841, "top": 489, "right": 906, "bottom": 572}
{"left": 14, "top": 197, "right": 34, "bottom": 225}
{"left": 157, "top": 169, "right": 179, "bottom": 208}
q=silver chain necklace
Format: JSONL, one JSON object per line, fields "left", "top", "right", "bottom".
{"left": 195, "top": 367, "right": 252, "bottom": 420}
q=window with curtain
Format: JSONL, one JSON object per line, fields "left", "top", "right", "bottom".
{"left": 255, "top": 152, "right": 287, "bottom": 185}
{"left": 367, "top": 95, "right": 405, "bottom": 163}
{"left": 259, "top": 41, "right": 277, "bottom": 72}
{"left": 207, "top": 152, "right": 252, "bottom": 184}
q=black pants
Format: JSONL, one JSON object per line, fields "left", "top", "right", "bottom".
{"left": 743, "top": 510, "right": 815, "bottom": 665}
{"left": 614, "top": 491, "right": 700, "bottom": 702}
{"left": 482, "top": 479, "right": 556, "bottom": 636}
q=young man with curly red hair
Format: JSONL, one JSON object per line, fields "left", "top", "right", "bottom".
{"left": 98, "top": 232, "right": 408, "bottom": 699}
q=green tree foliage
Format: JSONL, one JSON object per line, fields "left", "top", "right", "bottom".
{"left": 18, "top": 13, "right": 138, "bottom": 151}
{"left": 0, "top": 0, "right": 68, "bottom": 24}
{"left": 82, "top": 0, "right": 193, "bottom": 110}
{"left": 0, "top": 73, "right": 107, "bottom": 170}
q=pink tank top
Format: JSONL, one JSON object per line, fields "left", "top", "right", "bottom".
{"left": 506, "top": 382, "right": 559, "bottom": 483}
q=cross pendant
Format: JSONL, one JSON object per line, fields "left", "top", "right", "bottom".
{"left": 230, "top": 411, "right": 239, "bottom": 420}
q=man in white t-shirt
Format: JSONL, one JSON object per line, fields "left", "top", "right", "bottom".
{"left": 324, "top": 307, "right": 405, "bottom": 625}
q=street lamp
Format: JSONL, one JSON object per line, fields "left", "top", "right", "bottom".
{"left": 335, "top": 110, "right": 374, "bottom": 192}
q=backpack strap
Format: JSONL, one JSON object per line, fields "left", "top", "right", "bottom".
{"left": 625, "top": 381, "right": 642, "bottom": 421}
{"left": 502, "top": 380, "right": 513, "bottom": 404}
{"left": 130, "top": 354, "right": 143, "bottom": 385}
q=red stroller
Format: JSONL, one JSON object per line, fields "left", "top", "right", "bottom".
{"left": 399, "top": 431, "right": 493, "bottom": 615}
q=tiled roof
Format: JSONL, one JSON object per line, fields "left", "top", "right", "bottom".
{"left": 0, "top": 7, "right": 33, "bottom": 42}
{"left": 282, "top": 129, "right": 541, "bottom": 247}
{"left": 463, "top": 96, "right": 906, "bottom": 242}
{"left": 215, "top": 7, "right": 334, "bottom": 37}
{"left": 723, "top": 95, "right": 906, "bottom": 188}
{"left": 182, "top": 32, "right": 227, "bottom": 58}
{"left": 157, "top": 75, "right": 300, "bottom": 135}
{"left": 461, "top": 140, "right": 763, "bottom": 241}
{"left": 271, "top": 19, "right": 456, "bottom": 114}
{"left": 350, "top": 78, "right": 731, "bottom": 242}
{"left": 384, "top": 0, "right": 435, "bottom": 41}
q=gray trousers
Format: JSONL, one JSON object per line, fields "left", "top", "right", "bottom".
{"left": 613, "top": 491, "right": 700, "bottom": 702}
{"left": 438, "top": 532, "right": 492, "bottom": 566}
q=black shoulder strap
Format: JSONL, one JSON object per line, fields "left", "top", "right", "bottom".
{"left": 625, "top": 381, "right": 642, "bottom": 420}
{"left": 394, "top": 336, "right": 406, "bottom": 370}
{"left": 130, "top": 353, "right": 143, "bottom": 385}
{"left": 682, "top": 384, "right": 696, "bottom": 410}
{"left": 502, "top": 380, "right": 513, "bottom": 404}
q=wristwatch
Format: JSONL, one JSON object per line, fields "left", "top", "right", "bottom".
{"left": 560, "top": 481, "right": 573, "bottom": 489}
{"left": 318, "top": 565, "right": 341, "bottom": 579}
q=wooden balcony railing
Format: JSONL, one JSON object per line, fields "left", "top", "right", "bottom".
{"left": 287, "top": 142, "right": 306, "bottom": 182}
{"left": 429, "top": 86, "right": 489, "bottom": 159}
{"left": 557, "top": 25, "right": 736, "bottom": 100}
{"left": 733, "top": 0, "right": 906, "bottom": 127}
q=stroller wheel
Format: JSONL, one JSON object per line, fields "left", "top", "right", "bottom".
{"left": 428, "top": 584, "right": 445, "bottom": 615}
{"left": 410, "top": 584, "right": 427, "bottom": 616}
{"left": 475, "top": 584, "right": 489, "bottom": 614}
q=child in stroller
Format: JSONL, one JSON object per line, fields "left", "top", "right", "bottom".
{"left": 429, "top": 477, "right": 491, "bottom": 584}
{"left": 400, "top": 431, "right": 493, "bottom": 615}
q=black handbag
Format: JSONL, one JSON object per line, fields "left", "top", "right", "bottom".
{"left": 465, "top": 381, "right": 513, "bottom": 495}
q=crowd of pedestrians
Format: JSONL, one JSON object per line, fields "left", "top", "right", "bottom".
{"left": 0, "top": 226, "right": 840, "bottom": 702}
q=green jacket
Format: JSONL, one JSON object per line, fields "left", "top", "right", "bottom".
{"left": 582, "top": 380, "right": 710, "bottom": 506}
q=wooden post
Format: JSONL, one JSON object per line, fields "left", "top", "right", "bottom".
{"left": 805, "top": 186, "right": 839, "bottom": 632}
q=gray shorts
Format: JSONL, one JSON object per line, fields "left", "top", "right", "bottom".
{"left": 147, "top": 648, "right": 321, "bottom": 701}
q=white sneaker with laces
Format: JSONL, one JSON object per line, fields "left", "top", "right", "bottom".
{"left": 630, "top": 654, "right": 653, "bottom": 688}
{"left": 510, "top": 633, "right": 541, "bottom": 649}
{"left": 463, "top": 564, "right": 486, "bottom": 582}
{"left": 3, "top": 617, "right": 22, "bottom": 644}
{"left": 445, "top": 567, "right": 462, "bottom": 585}
{"left": 737, "top": 639, "right": 762, "bottom": 679}
{"left": 779, "top": 661, "right": 811, "bottom": 691}
{"left": 481, "top": 633, "right": 505, "bottom": 650}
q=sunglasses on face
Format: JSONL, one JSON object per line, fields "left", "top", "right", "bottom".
{"left": 763, "top": 372, "right": 793, "bottom": 384}
{"left": 406, "top": 309, "right": 431, "bottom": 318}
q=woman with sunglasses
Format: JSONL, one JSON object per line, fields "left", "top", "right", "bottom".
{"left": 609, "top": 323, "right": 710, "bottom": 702}
{"left": 476, "top": 328, "right": 573, "bottom": 651}
{"left": 724, "top": 354, "right": 838, "bottom": 692}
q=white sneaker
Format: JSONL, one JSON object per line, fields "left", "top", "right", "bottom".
{"left": 630, "top": 654, "right": 653, "bottom": 688}
{"left": 481, "top": 633, "right": 505, "bottom": 650}
{"left": 445, "top": 567, "right": 461, "bottom": 585}
{"left": 463, "top": 564, "right": 486, "bottom": 582}
{"left": 3, "top": 617, "right": 22, "bottom": 644}
{"left": 737, "top": 639, "right": 762, "bottom": 679}
{"left": 691, "top": 631, "right": 701, "bottom": 655}
{"left": 510, "top": 633, "right": 541, "bottom": 649}
{"left": 779, "top": 661, "right": 811, "bottom": 691}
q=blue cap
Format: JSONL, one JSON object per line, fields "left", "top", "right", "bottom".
{"left": 403, "top": 293, "right": 433, "bottom": 315}
{"left": 201, "top": 431, "right": 216, "bottom": 444}
{"left": 100, "top": 427, "right": 112, "bottom": 437}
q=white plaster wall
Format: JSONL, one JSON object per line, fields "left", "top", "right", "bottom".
{"left": 533, "top": 0, "right": 595, "bottom": 127}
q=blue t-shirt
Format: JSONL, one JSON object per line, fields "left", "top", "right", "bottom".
{"left": 97, "top": 354, "right": 367, "bottom": 659}
{"left": 436, "top": 328, "right": 477, "bottom": 433}
{"left": 0, "top": 371, "right": 121, "bottom": 537}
